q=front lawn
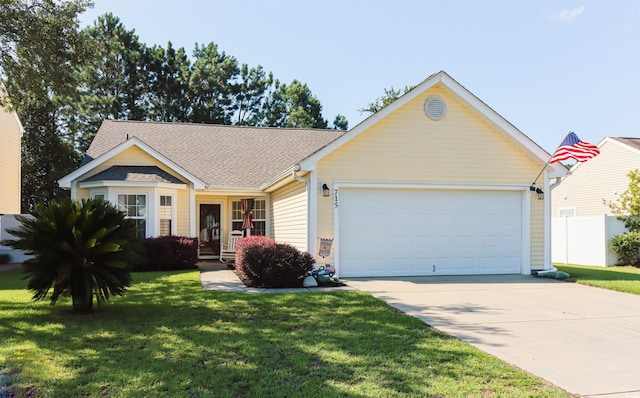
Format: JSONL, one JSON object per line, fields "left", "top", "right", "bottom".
{"left": 554, "top": 263, "right": 640, "bottom": 295}
{"left": 0, "top": 268, "right": 569, "bottom": 397}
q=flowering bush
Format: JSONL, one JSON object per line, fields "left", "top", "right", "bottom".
{"left": 235, "top": 236, "right": 314, "bottom": 287}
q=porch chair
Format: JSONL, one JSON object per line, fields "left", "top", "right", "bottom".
{"left": 220, "top": 230, "right": 243, "bottom": 263}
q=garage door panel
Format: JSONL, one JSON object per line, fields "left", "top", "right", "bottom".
{"left": 339, "top": 188, "right": 523, "bottom": 277}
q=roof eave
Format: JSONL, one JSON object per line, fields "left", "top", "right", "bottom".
{"left": 259, "top": 165, "right": 299, "bottom": 192}
{"left": 78, "top": 180, "right": 188, "bottom": 189}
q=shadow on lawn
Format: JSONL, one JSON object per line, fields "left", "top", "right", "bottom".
{"left": 0, "top": 270, "right": 531, "bottom": 397}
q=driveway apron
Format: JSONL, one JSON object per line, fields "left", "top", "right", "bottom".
{"left": 345, "top": 275, "right": 640, "bottom": 397}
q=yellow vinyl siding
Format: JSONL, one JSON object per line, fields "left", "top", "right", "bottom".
{"left": 530, "top": 198, "right": 544, "bottom": 270}
{"left": 318, "top": 85, "right": 540, "bottom": 185}
{"left": 0, "top": 108, "right": 21, "bottom": 213}
{"left": 85, "top": 146, "right": 169, "bottom": 179}
{"left": 76, "top": 187, "right": 90, "bottom": 201}
{"left": 270, "top": 180, "right": 307, "bottom": 252}
{"left": 316, "top": 84, "right": 545, "bottom": 269}
{"left": 552, "top": 140, "right": 640, "bottom": 217}
{"left": 176, "top": 188, "right": 190, "bottom": 236}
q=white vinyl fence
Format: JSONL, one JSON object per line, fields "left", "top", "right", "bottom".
{"left": 552, "top": 215, "right": 627, "bottom": 267}
{"left": 0, "top": 214, "right": 33, "bottom": 263}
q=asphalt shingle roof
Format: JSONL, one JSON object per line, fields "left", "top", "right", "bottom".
{"left": 85, "top": 120, "right": 346, "bottom": 189}
{"left": 81, "top": 165, "right": 186, "bottom": 184}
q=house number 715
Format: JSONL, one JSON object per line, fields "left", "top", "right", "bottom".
{"left": 334, "top": 189, "right": 338, "bottom": 208}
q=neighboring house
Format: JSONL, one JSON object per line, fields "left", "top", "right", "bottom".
{"left": 0, "top": 83, "right": 23, "bottom": 214}
{"left": 551, "top": 137, "right": 639, "bottom": 266}
{"left": 59, "top": 71, "right": 566, "bottom": 278}
{"left": 0, "top": 83, "right": 26, "bottom": 263}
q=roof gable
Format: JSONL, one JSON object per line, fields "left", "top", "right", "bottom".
{"left": 608, "top": 137, "right": 640, "bottom": 155}
{"left": 299, "top": 71, "right": 566, "bottom": 178}
{"left": 80, "top": 165, "right": 186, "bottom": 185}
{"left": 58, "top": 137, "right": 206, "bottom": 189}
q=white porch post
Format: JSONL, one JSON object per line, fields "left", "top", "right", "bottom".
{"left": 189, "top": 184, "right": 196, "bottom": 237}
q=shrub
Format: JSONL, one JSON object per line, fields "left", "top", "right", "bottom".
{"left": 0, "top": 253, "right": 10, "bottom": 264}
{"left": 133, "top": 236, "right": 198, "bottom": 272}
{"left": 609, "top": 231, "right": 640, "bottom": 266}
{"left": 235, "top": 236, "right": 314, "bottom": 288}
{"left": 2, "top": 198, "right": 142, "bottom": 312}
{"left": 235, "top": 235, "right": 276, "bottom": 283}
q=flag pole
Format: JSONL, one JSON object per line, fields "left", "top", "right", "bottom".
{"left": 530, "top": 130, "right": 572, "bottom": 189}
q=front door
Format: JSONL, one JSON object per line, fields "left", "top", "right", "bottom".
{"left": 199, "top": 204, "right": 221, "bottom": 257}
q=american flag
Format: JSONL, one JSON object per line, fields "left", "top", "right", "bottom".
{"left": 241, "top": 198, "right": 254, "bottom": 230}
{"left": 550, "top": 132, "right": 600, "bottom": 163}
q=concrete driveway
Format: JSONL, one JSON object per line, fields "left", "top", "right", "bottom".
{"left": 344, "top": 275, "right": 640, "bottom": 397}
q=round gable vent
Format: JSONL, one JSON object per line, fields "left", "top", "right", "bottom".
{"left": 424, "top": 96, "right": 446, "bottom": 121}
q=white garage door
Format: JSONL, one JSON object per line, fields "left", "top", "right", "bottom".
{"left": 338, "top": 188, "right": 523, "bottom": 277}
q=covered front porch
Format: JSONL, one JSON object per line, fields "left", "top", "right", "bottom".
{"left": 195, "top": 193, "right": 268, "bottom": 260}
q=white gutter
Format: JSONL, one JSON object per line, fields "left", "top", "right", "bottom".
{"left": 260, "top": 165, "right": 297, "bottom": 191}
{"left": 292, "top": 164, "right": 312, "bottom": 252}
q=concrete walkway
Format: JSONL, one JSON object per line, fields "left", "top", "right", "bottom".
{"left": 198, "top": 261, "right": 354, "bottom": 293}
{"left": 0, "top": 263, "right": 21, "bottom": 272}
{"left": 344, "top": 275, "right": 640, "bottom": 398}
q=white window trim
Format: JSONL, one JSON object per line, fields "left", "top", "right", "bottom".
{"left": 90, "top": 187, "right": 107, "bottom": 201}
{"left": 116, "top": 192, "right": 149, "bottom": 238}
{"left": 158, "top": 192, "right": 177, "bottom": 236}
{"left": 230, "top": 198, "right": 268, "bottom": 236}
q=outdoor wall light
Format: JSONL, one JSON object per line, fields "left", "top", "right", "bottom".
{"left": 530, "top": 185, "right": 544, "bottom": 200}
{"left": 322, "top": 183, "right": 330, "bottom": 197}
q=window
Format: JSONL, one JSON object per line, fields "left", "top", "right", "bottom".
{"left": 558, "top": 207, "right": 575, "bottom": 218}
{"left": 93, "top": 194, "right": 105, "bottom": 201}
{"left": 118, "top": 194, "right": 147, "bottom": 238}
{"left": 159, "top": 195, "right": 173, "bottom": 236}
{"left": 232, "top": 199, "right": 266, "bottom": 236}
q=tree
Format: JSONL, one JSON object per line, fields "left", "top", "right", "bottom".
{"left": 4, "top": 198, "right": 142, "bottom": 312}
{"left": 146, "top": 42, "right": 192, "bottom": 122}
{"left": 332, "top": 114, "right": 348, "bottom": 130}
{"left": 1, "top": 1, "right": 91, "bottom": 212}
{"left": 69, "top": 13, "right": 149, "bottom": 151}
{"left": 188, "top": 42, "right": 238, "bottom": 124}
{"left": 606, "top": 169, "right": 640, "bottom": 231}
{"left": 359, "top": 85, "right": 414, "bottom": 115}
{"left": 260, "top": 79, "right": 328, "bottom": 128}
{"left": 0, "top": 0, "right": 92, "bottom": 106}
{"left": 20, "top": 96, "right": 80, "bottom": 211}
{"left": 230, "top": 64, "right": 273, "bottom": 125}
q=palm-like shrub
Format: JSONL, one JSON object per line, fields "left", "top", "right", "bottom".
{"left": 3, "top": 198, "right": 142, "bottom": 311}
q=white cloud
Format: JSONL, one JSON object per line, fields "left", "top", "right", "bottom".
{"left": 551, "top": 6, "right": 585, "bottom": 22}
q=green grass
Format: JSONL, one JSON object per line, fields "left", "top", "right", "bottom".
{"left": 0, "top": 268, "right": 570, "bottom": 397}
{"left": 554, "top": 263, "right": 640, "bottom": 295}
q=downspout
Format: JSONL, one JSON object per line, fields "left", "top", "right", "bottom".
{"left": 292, "top": 164, "right": 311, "bottom": 252}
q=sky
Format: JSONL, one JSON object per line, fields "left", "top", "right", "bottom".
{"left": 79, "top": 0, "right": 640, "bottom": 154}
